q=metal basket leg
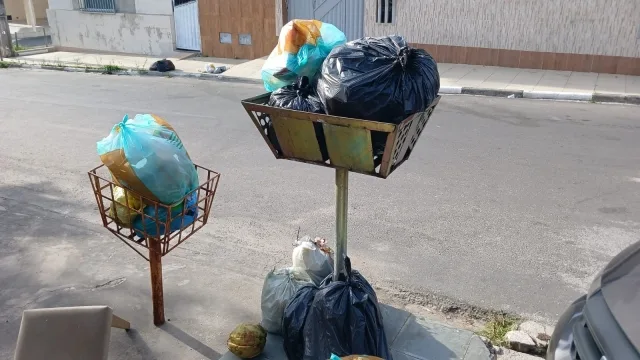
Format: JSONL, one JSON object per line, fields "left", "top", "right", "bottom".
{"left": 333, "top": 168, "right": 348, "bottom": 280}
{"left": 148, "top": 238, "right": 165, "bottom": 326}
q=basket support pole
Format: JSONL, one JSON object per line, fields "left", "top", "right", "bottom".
{"left": 148, "top": 238, "right": 165, "bottom": 326}
{"left": 333, "top": 168, "right": 348, "bottom": 280}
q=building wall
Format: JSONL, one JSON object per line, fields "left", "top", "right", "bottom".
{"left": 5, "top": 0, "right": 48, "bottom": 21}
{"left": 47, "top": 0, "right": 175, "bottom": 56}
{"left": 199, "top": 0, "right": 278, "bottom": 59}
{"left": 364, "top": 0, "right": 640, "bottom": 75}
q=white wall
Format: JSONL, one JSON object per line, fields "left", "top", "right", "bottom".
{"left": 47, "top": 0, "right": 73, "bottom": 11}
{"left": 47, "top": 9, "right": 175, "bottom": 56}
{"left": 365, "top": 0, "right": 640, "bottom": 58}
{"left": 134, "top": 0, "right": 172, "bottom": 15}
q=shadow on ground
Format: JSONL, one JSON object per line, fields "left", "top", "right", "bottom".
{"left": 0, "top": 182, "right": 226, "bottom": 359}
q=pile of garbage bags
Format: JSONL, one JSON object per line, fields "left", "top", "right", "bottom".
{"left": 260, "top": 237, "right": 391, "bottom": 360}
{"left": 262, "top": 20, "right": 440, "bottom": 157}
{"left": 97, "top": 114, "right": 199, "bottom": 235}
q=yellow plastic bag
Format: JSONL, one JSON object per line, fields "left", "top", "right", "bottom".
{"left": 109, "top": 185, "right": 144, "bottom": 226}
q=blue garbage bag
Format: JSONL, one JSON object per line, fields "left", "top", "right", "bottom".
{"left": 132, "top": 191, "right": 199, "bottom": 237}
{"left": 97, "top": 114, "right": 199, "bottom": 205}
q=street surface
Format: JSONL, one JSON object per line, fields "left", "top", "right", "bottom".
{"left": 1, "top": 69, "right": 639, "bottom": 358}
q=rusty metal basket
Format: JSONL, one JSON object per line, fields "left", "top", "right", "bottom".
{"left": 88, "top": 164, "right": 220, "bottom": 260}
{"left": 241, "top": 93, "right": 441, "bottom": 179}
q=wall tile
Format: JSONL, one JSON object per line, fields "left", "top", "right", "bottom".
{"left": 615, "top": 57, "right": 640, "bottom": 76}
{"left": 568, "top": 54, "right": 594, "bottom": 73}
{"left": 541, "top": 52, "right": 557, "bottom": 70}
{"left": 592, "top": 55, "right": 619, "bottom": 74}
{"left": 519, "top": 51, "right": 543, "bottom": 69}
{"left": 552, "top": 53, "right": 572, "bottom": 71}
{"left": 497, "top": 49, "right": 521, "bottom": 68}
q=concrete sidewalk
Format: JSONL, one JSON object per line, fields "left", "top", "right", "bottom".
{"left": 5, "top": 50, "right": 640, "bottom": 104}
{"left": 221, "top": 304, "right": 490, "bottom": 360}
{"left": 0, "top": 195, "right": 490, "bottom": 360}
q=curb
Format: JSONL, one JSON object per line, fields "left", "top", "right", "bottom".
{"left": 462, "top": 88, "right": 524, "bottom": 98}
{"left": 3, "top": 61, "right": 639, "bottom": 105}
{"left": 523, "top": 91, "right": 593, "bottom": 102}
{"left": 592, "top": 93, "right": 640, "bottom": 105}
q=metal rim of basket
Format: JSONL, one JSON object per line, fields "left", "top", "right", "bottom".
{"left": 88, "top": 164, "right": 220, "bottom": 260}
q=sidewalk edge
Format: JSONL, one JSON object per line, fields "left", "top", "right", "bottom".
{"left": 523, "top": 91, "right": 593, "bottom": 101}
{"left": 592, "top": 93, "right": 640, "bottom": 105}
{"left": 4, "top": 61, "right": 639, "bottom": 105}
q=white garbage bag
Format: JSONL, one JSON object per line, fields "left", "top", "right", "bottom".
{"left": 292, "top": 236, "right": 334, "bottom": 285}
{"left": 260, "top": 267, "right": 313, "bottom": 334}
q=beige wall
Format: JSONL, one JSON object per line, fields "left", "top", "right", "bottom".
{"left": 365, "top": 0, "right": 640, "bottom": 58}
{"left": 5, "top": 0, "right": 48, "bottom": 20}
{"left": 47, "top": 9, "right": 175, "bottom": 56}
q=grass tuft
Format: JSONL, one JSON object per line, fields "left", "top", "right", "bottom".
{"left": 103, "top": 64, "right": 124, "bottom": 74}
{"left": 478, "top": 313, "right": 519, "bottom": 347}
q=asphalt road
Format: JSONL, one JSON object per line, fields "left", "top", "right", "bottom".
{"left": 1, "top": 70, "right": 639, "bottom": 338}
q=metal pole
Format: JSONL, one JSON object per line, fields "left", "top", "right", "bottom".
{"left": 333, "top": 168, "right": 348, "bottom": 280}
{"left": 148, "top": 238, "right": 165, "bottom": 326}
{"left": 0, "top": 0, "right": 15, "bottom": 59}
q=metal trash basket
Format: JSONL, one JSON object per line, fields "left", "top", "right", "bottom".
{"left": 241, "top": 93, "right": 441, "bottom": 178}
{"left": 88, "top": 164, "right": 220, "bottom": 260}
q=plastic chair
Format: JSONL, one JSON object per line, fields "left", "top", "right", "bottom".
{"left": 14, "top": 306, "right": 130, "bottom": 360}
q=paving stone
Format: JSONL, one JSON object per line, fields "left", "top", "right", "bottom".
{"left": 498, "top": 348, "right": 542, "bottom": 360}
{"left": 463, "top": 335, "right": 492, "bottom": 360}
{"left": 392, "top": 316, "right": 473, "bottom": 360}
{"left": 379, "top": 303, "right": 411, "bottom": 345}
{"left": 518, "top": 321, "right": 551, "bottom": 347}
{"left": 505, "top": 330, "right": 537, "bottom": 354}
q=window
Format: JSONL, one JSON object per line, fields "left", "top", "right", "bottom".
{"left": 239, "top": 34, "right": 252, "bottom": 46}
{"left": 219, "top": 33, "right": 232, "bottom": 44}
{"left": 376, "top": 0, "right": 393, "bottom": 24}
{"left": 81, "top": 0, "right": 116, "bottom": 13}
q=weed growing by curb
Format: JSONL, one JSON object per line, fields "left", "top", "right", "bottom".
{"left": 103, "top": 64, "right": 124, "bottom": 74}
{"left": 478, "top": 313, "right": 519, "bottom": 347}
{"left": 0, "top": 61, "right": 9, "bottom": 69}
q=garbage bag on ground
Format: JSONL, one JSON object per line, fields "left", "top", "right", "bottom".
{"left": 109, "top": 185, "right": 145, "bottom": 227}
{"left": 282, "top": 284, "right": 319, "bottom": 360}
{"left": 292, "top": 235, "right": 334, "bottom": 285}
{"left": 150, "top": 59, "right": 175, "bottom": 72}
{"left": 97, "top": 114, "right": 199, "bottom": 205}
{"left": 132, "top": 191, "right": 198, "bottom": 238}
{"left": 205, "top": 63, "right": 227, "bottom": 74}
{"left": 227, "top": 323, "right": 267, "bottom": 359}
{"left": 267, "top": 76, "right": 329, "bottom": 159}
{"left": 262, "top": 19, "right": 347, "bottom": 92}
{"left": 317, "top": 35, "right": 439, "bottom": 125}
{"left": 261, "top": 267, "right": 313, "bottom": 334}
{"left": 302, "top": 257, "right": 392, "bottom": 360}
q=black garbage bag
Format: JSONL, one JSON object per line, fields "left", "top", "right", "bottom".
{"left": 268, "top": 76, "right": 325, "bottom": 113}
{"left": 282, "top": 284, "right": 319, "bottom": 360}
{"left": 267, "top": 76, "right": 329, "bottom": 160}
{"left": 150, "top": 59, "right": 175, "bottom": 72}
{"left": 317, "top": 35, "right": 439, "bottom": 124}
{"left": 301, "top": 257, "right": 392, "bottom": 360}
